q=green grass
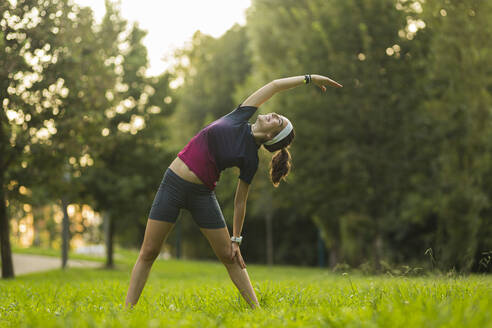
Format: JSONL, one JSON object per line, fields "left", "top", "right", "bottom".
{"left": 1, "top": 250, "right": 491, "bottom": 327}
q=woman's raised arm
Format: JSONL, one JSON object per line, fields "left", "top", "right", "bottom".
{"left": 242, "top": 74, "right": 342, "bottom": 108}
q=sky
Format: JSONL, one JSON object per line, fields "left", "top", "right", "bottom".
{"left": 75, "top": 0, "right": 252, "bottom": 76}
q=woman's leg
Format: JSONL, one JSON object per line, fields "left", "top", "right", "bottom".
{"left": 125, "top": 218, "right": 175, "bottom": 308}
{"left": 200, "top": 227, "right": 260, "bottom": 309}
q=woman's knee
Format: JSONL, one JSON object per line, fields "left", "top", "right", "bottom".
{"left": 139, "top": 245, "right": 160, "bottom": 262}
{"left": 217, "top": 246, "right": 234, "bottom": 265}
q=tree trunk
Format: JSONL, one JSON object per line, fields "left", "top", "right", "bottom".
{"left": 317, "top": 229, "right": 326, "bottom": 267}
{"left": 0, "top": 167, "right": 14, "bottom": 278}
{"left": 265, "top": 210, "right": 273, "bottom": 266}
{"left": 373, "top": 232, "right": 383, "bottom": 271}
{"left": 329, "top": 242, "right": 339, "bottom": 269}
{"left": 32, "top": 206, "right": 41, "bottom": 247}
{"left": 48, "top": 205, "right": 55, "bottom": 247}
{"left": 61, "top": 197, "right": 70, "bottom": 269}
{"left": 104, "top": 212, "right": 114, "bottom": 268}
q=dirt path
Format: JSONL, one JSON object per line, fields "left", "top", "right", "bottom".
{"left": 12, "top": 253, "right": 102, "bottom": 276}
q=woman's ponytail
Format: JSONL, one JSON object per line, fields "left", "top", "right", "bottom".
{"left": 263, "top": 128, "right": 295, "bottom": 187}
{"left": 270, "top": 148, "right": 291, "bottom": 187}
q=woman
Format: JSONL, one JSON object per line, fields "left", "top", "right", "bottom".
{"left": 125, "top": 74, "right": 342, "bottom": 309}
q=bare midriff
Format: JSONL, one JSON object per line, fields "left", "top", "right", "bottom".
{"left": 168, "top": 157, "right": 205, "bottom": 185}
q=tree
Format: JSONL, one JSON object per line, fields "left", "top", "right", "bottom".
{"left": 245, "top": 0, "right": 434, "bottom": 269}
{"left": 79, "top": 1, "right": 176, "bottom": 267}
{"left": 1, "top": 0, "right": 106, "bottom": 278}
{"left": 420, "top": 0, "right": 492, "bottom": 271}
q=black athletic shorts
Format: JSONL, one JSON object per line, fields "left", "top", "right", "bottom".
{"left": 148, "top": 168, "right": 226, "bottom": 229}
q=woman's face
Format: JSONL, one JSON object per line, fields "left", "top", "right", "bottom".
{"left": 255, "top": 112, "right": 288, "bottom": 138}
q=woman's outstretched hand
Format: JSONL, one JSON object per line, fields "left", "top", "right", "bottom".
{"left": 231, "top": 242, "right": 246, "bottom": 269}
{"left": 311, "top": 74, "right": 343, "bottom": 92}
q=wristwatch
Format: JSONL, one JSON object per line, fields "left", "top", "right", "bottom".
{"left": 231, "top": 236, "right": 243, "bottom": 245}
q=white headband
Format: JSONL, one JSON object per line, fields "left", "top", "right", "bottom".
{"left": 264, "top": 117, "right": 293, "bottom": 145}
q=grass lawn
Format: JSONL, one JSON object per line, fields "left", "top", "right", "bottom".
{"left": 1, "top": 249, "right": 491, "bottom": 327}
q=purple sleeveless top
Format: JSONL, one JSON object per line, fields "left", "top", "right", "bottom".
{"left": 178, "top": 105, "right": 260, "bottom": 190}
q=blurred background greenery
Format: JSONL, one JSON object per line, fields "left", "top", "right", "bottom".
{"left": 1, "top": 0, "right": 491, "bottom": 278}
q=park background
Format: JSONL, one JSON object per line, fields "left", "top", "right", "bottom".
{"left": 1, "top": 0, "right": 492, "bottom": 279}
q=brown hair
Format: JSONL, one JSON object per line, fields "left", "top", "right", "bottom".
{"left": 264, "top": 129, "right": 295, "bottom": 187}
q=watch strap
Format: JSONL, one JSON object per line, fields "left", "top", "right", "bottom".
{"left": 231, "top": 236, "right": 243, "bottom": 245}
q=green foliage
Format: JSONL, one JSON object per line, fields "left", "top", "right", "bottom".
{"left": 419, "top": 0, "right": 492, "bottom": 272}
{"left": 246, "top": 0, "right": 429, "bottom": 267}
{"left": 1, "top": 0, "right": 103, "bottom": 199}
{"left": 79, "top": 8, "right": 176, "bottom": 237}
{"left": 243, "top": 0, "right": 492, "bottom": 272}
{"left": 1, "top": 0, "right": 177, "bottom": 266}
{"left": 172, "top": 25, "right": 252, "bottom": 126}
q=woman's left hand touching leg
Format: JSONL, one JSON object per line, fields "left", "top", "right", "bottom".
{"left": 231, "top": 242, "right": 246, "bottom": 269}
